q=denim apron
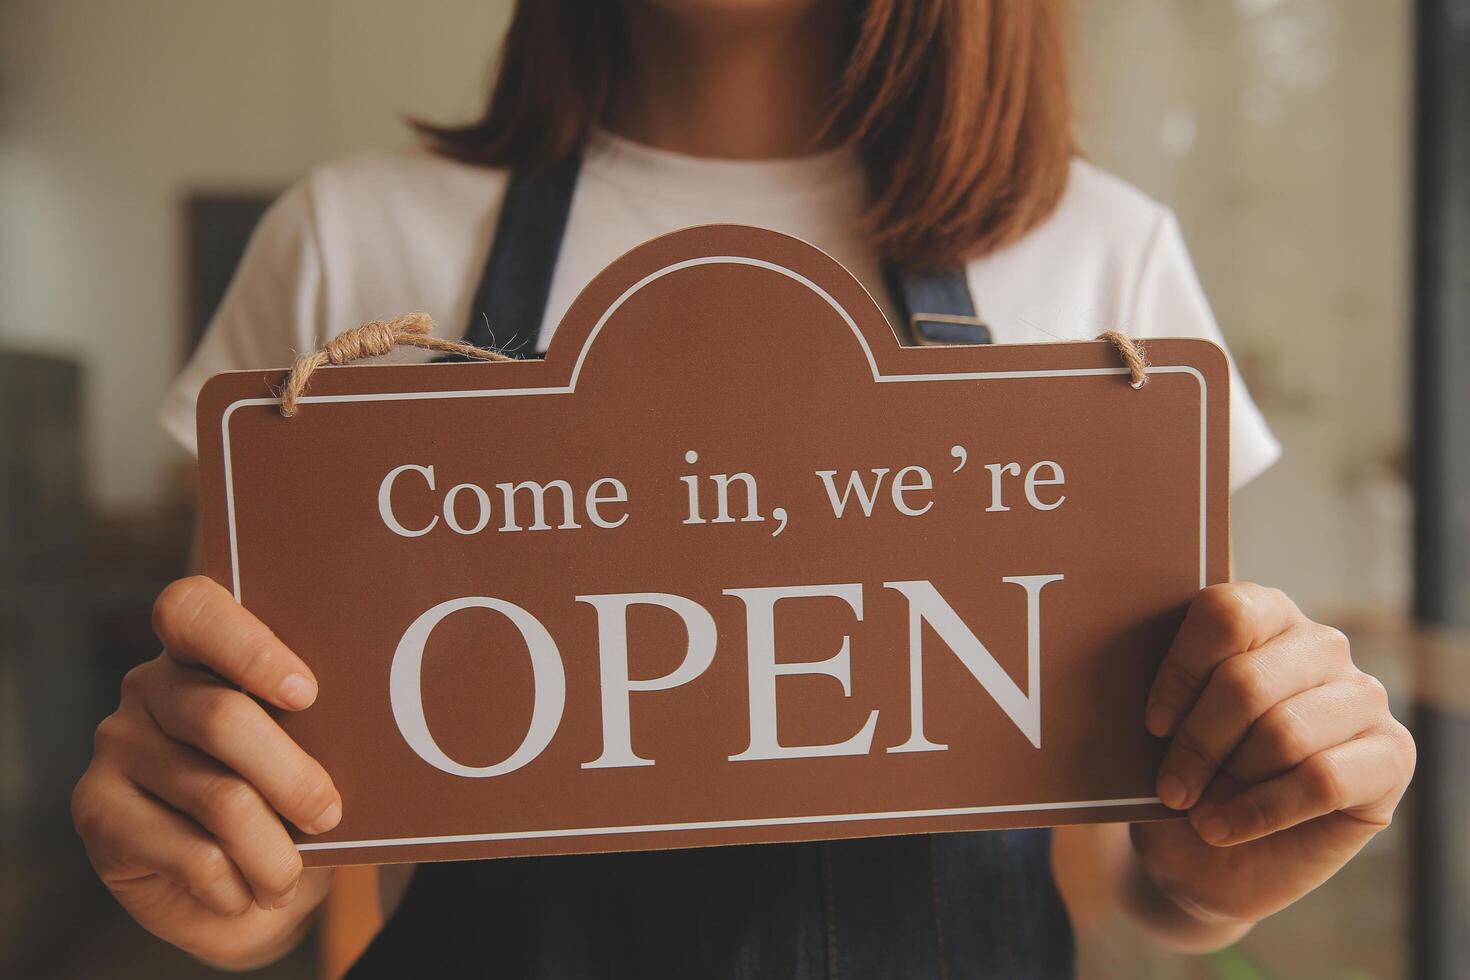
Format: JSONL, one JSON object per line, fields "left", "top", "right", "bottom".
{"left": 347, "top": 156, "right": 1076, "bottom": 980}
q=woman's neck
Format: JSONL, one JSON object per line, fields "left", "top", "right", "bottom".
{"left": 608, "top": 1, "right": 844, "bottom": 160}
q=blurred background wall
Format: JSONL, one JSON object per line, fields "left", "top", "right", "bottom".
{"left": 0, "top": 1, "right": 1431, "bottom": 978}
{"left": 0, "top": 0, "right": 512, "bottom": 512}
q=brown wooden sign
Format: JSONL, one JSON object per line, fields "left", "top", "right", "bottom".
{"left": 196, "top": 225, "right": 1229, "bottom": 867}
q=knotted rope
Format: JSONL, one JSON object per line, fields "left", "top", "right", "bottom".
{"left": 1097, "top": 329, "right": 1149, "bottom": 388}
{"left": 278, "top": 312, "right": 510, "bottom": 417}
{"left": 278, "top": 313, "right": 1150, "bottom": 417}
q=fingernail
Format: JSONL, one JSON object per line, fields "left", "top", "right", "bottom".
{"left": 1197, "top": 816, "right": 1230, "bottom": 845}
{"left": 310, "top": 798, "right": 342, "bottom": 834}
{"left": 1157, "top": 772, "right": 1189, "bottom": 810}
{"left": 1145, "top": 703, "right": 1174, "bottom": 737}
{"left": 279, "top": 673, "right": 317, "bottom": 710}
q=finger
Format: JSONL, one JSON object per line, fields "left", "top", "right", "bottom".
{"left": 1223, "top": 674, "right": 1385, "bottom": 786}
{"left": 144, "top": 665, "right": 342, "bottom": 836}
{"left": 1146, "top": 583, "right": 1301, "bottom": 738}
{"left": 1156, "top": 621, "right": 1349, "bottom": 810}
{"left": 153, "top": 576, "right": 317, "bottom": 710}
{"left": 126, "top": 733, "right": 306, "bottom": 910}
{"left": 75, "top": 775, "right": 254, "bottom": 917}
{"left": 1189, "top": 731, "right": 1408, "bottom": 846}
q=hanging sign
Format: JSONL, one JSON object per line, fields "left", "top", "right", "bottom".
{"left": 196, "top": 225, "right": 1229, "bottom": 867}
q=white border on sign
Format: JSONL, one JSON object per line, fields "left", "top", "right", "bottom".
{"left": 220, "top": 256, "right": 1209, "bottom": 852}
{"left": 298, "top": 796, "right": 1165, "bottom": 852}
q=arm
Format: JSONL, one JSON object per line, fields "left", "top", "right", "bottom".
{"left": 1054, "top": 823, "right": 1251, "bottom": 954}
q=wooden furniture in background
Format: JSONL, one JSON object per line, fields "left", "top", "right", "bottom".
{"left": 0, "top": 351, "right": 99, "bottom": 976}
{"left": 321, "top": 868, "right": 383, "bottom": 979}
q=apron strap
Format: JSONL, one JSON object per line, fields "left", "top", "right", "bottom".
{"left": 886, "top": 265, "right": 993, "bottom": 346}
{"left": 463, "top": 153, "right": 583, "bottom": 357}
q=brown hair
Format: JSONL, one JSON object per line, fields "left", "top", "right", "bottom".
{"left": 415, "top": 0, "right": 1072, "bottom": 271}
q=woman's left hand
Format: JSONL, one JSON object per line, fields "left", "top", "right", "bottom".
{"left": 1132, "top": 582, "right": 1415, "bottom": 926}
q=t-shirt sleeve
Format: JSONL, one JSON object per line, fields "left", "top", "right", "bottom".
{"left": 1130, "top": 209, "right": 1281, "bottom": 491}
{"left": 156, "top": 181, "right": 325, "bottom": 456}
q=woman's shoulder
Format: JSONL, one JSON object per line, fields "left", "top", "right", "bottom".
{"left": 270, "top": 147, "right": 512, "bottom": 332}
{"left": 1055, "top": 158, "right": 1171, "bottom": 233}
{"left": 964, "top": 158, "right": 1181, "bottom": 339}
{"left": 994, "top": 158, "right": 1173, "bottom": 267}
{"left": 305, "top": 145, "right": 508, "bottom": 194}
{"left": 298, "top": 146, "right": 510, "bottom": 241}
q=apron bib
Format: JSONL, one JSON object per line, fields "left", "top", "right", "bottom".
{"left": 348, "top": 157, "right": 1075, "bottom": 980}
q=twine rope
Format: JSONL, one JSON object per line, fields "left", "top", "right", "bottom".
{"left": 278, "top": 313, "right": 1150, "bottom": 417}
{"left": 278, "top": 312, "right": 510, "bottom": 417}
{"left": 1097, "top": 329, "right": 1149, "bottom": 388}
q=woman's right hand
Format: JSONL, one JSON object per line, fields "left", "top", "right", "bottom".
{"left": 72, "top": 576, "right": 342, "bottom": 969}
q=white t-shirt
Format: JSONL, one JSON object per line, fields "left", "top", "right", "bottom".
{"left": 160, "top": 130, "right": 1280, "bottom": 488}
